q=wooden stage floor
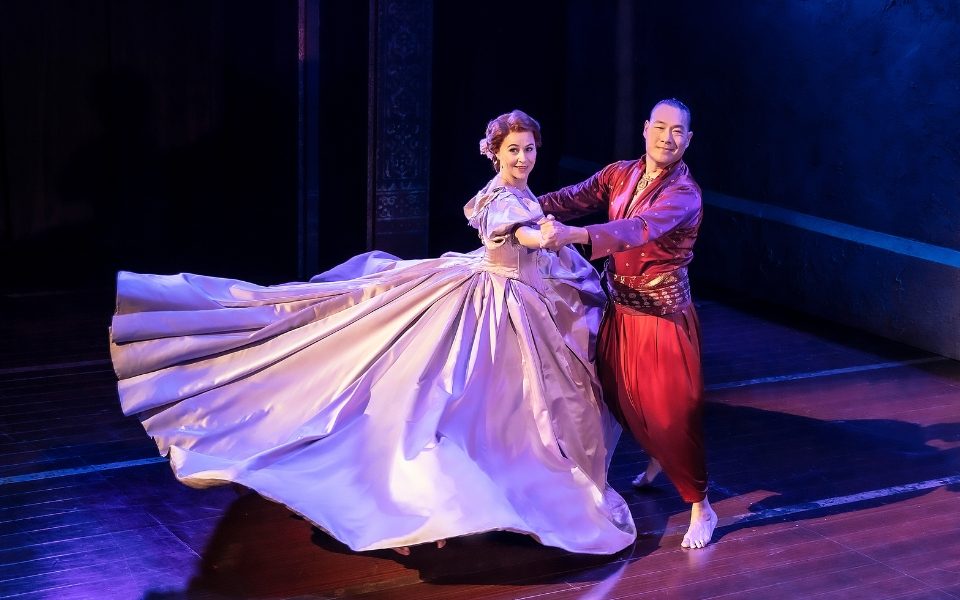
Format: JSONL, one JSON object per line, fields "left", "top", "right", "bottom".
{"left": 1, "top": 288, "right": 958, "bottom": 599}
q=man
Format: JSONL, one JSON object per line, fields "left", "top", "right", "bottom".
{"left": 538, "top": 98, "right": 717, "bottom": 549}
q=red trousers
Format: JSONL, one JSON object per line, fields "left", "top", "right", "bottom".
{"left": 597, "top": 302, "right": 707, "bottom": 503}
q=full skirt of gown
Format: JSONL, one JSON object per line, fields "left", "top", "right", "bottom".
{"left": 110, "top": 231, "right": 636, "bottom": 556}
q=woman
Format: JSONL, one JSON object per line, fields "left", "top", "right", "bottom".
{"left": 110, "top": 110, "right": 636, "bottom": 555}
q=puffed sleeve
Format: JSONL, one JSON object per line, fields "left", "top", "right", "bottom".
{"left": 583, "top": 181, "right": 701, "bottom": 260}
{"left": 464, "top": 188, "right": 543, "bottom": 248}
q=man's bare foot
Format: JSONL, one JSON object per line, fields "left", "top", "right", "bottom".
{"left": 681, "top": 496, "right": 718, "bottom": 549}
{"left": 631, "top": 458, "right": 662, "bottom": 488}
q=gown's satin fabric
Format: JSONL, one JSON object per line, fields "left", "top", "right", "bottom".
{"left": 110, "top": 175, "right": 637, "bottom": 554}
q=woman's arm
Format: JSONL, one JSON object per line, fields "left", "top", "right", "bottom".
{"left": 539, "top": 218, "right": 589, "bottom": 250}
{"left": 514, "top": 225, "right": 543, "bottom": 249}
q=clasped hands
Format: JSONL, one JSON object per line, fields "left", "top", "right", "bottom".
{"left": 537, "top": 215, "right": 585, "bottom": 250}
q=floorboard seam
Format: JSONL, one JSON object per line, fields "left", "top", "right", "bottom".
{"left": 706, "top": 356, "right": 949, "bottom": 391}
{"left": 0, "top": 360, "right": 112, "bottom": 376}
{"left": 0, "top": 457, "right": 167, "bottom": 486}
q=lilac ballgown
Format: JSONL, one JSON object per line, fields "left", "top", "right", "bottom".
{"left": 110, "top": 175, "right": 636, "bottom": 554}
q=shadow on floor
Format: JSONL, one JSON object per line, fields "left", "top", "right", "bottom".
{"left": 139, "top": 402, "right": 960, "bottom": 598}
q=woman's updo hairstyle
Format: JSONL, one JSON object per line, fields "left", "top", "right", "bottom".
{"left": 479, "top": 109, "right": 542, "bottom": 172}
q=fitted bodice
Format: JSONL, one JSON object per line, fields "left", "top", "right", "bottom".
{"left": 480, "top": 235, "right": 550, "bottom": 290}
{"left": 474, "top": 187, "right": 547, "bottom": 287}
{"left": 463, "top": 175, "right": 601, "bottom": 295}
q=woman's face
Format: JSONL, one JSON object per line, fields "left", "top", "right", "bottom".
{"left": 495, "top": 130, "right": 537, "bottom": 187}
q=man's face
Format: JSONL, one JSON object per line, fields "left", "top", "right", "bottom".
{"left": 643, "top": 104, "right": 693, "bottom": 169}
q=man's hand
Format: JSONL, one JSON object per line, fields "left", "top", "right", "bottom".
{"left": 540, "top": 215, "right": 588, "bottom": 250}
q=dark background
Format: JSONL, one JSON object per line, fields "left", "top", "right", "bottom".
{"left": 1, "top": 1, "right": 957, "bottom": 350}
